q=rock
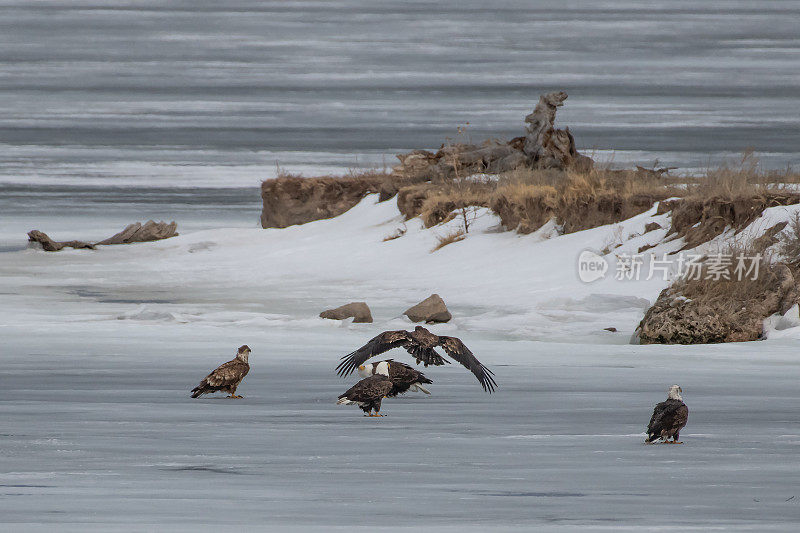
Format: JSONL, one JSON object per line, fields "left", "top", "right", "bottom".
{"left": 403, "top": 294, "right": 452, "bottom": 323}
{"left": 319, "top": 302, "right": 373, "bottom": 323}
{"left": 644, "top": 222, "right": 662, "bottom": 233}
{"left": 604, "top": 327, "right": 617, "bottom": 332}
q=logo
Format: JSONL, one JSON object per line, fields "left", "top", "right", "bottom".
{"left": 577, "top": 249, "right": 608, "bottom": 283}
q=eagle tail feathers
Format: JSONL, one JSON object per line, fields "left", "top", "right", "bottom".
{"left": 336, "top": 397, "right": 353, "bottom": 405}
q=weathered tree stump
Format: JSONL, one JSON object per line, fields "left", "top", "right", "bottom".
{"left": 392, "top": 91, "right": 593, "bottom": 179}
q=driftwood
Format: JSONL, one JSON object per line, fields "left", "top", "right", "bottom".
{"left": 28, "top": 220, "right": 178, "bottom": 252}
{"left": 392, "top": 91, "right": 593, "bottom": 179}
{"left": 26, "top": 230, "right": 95, "bottom": 252}
{"left": 95, "top": 220, "right": 178, "bottom": 245}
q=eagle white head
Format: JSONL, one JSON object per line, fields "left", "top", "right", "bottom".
{"left": 236, "top": 345, "right": 251, "bottom": 363}
{"left": 667, "top": 384, "right": 683, "bottom": 401}
{"left": 357, "top": 361, "right": 390, "bottom": 378}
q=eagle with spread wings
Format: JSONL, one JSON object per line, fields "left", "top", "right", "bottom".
{"left": 336, "top": 326, "right": 496, "bottom": 392}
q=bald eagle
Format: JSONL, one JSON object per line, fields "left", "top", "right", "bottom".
{"left": 646, "top": 385, "right": 689, "bottom": 444}
{"left": 336, "top": 374, "right": 394, "bottom": 417}
{"left": 336, "top": 326, "right": 496, "bottom": 392}
{"left": 358, "top": 360, "right": 433, "bottom": 396}
{"left": 191, "top": 345, "right": 251, "bottom": 399}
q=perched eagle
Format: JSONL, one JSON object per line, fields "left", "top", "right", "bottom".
{"left": 336, "top": 374, "right": 394, "bottom": 417}
{"left": 358, "top": 360, "right": 433, "bottom": 396}
{"left": 190, "top": 345, "right": 251, "bottom": 399}
{"left": 646, "top": 385, "right": 689, "bottom": 444}
{"left": 337, "top": 326, "right": 496, "bottom": 392}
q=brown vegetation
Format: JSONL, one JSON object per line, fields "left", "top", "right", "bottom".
{"left": 778, "top": 213, "right": 800, "bottom": 271}
{"left": 431, "top": 229, "right": 466, "bottom": 252}
{"left": 490, "top": 167, "right": 674, "bottom": 234}
{"left": 637, "top": 242, "right": 799, "bottom": 344}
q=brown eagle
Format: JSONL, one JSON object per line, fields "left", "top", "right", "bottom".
{"left": 357, "top": 360, "right": 433, "bottom": 396}
{"left": 336, "top": 326, "right": 496, "bottom": 392}
{"left": 336, "top": 374, "right": 394, "bottom": 417}
{"left": 646, "top": 385, "right": 689, "bottom": 444}
{"left": 190, "top": 345, "right": 251, "bottom": 399}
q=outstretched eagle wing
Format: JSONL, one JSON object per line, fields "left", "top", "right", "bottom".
{"left": 336, "top": 330, "right": 412, "bottom": 376}
{"left": 437, "top": 336, "right": 497, "bottom": 393}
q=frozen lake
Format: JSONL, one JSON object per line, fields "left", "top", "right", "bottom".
{"left": 2, "top": 0, "right": 800, "bottom": 250}
{"left": 2, "top": 1, "right": 800, "bottom": 529}
{"left": 1, "top": 326, "right": 799, "bottom": 531}
{"left": 1, "top": 0, "right": 799, "bottom": 196}
{"left": 2, "top": 197, "right": 800, "bottom": 530}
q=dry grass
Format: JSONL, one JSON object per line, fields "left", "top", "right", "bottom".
{"left": 269, "top": 152, "right": 800, "bottom": 243}
{"left": 273, "top": 167, "right": 392, "bottom": 182}
{"left": 418, "top": 180, "right": 493, "bottom": 228}
{"left": 638, "top": 239, "right": 795, "bottom": 344}
{"left": 431, "top": 229, "right": 466, "bottom": 252}
{"left": 677, "top": 241, "right": 778, "bottom": 309}
{"left": 489, "top": 167, "right": 674, "bottom": 234}
{"left": 779, "top": 212, "right": 800, "bottom": 271}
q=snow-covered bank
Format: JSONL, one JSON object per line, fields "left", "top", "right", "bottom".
{"left": 0, "top": 195, "right": 661, "bottom": 343}
{"left": 5, "top": 193, "right": 800, "bottom": 344}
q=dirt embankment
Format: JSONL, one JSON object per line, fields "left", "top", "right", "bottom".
{"left": 260, "top": 173, "right": 427, "bottom": 229}
{"left": 637, "top": 261, "right": 799, "bottom": 344}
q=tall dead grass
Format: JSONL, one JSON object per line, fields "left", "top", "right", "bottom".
{"left": 431, "top": 228, "right": 466, "bottom": 252}
{"left": 489, "top": 167, "right": 674, "bottom": 234}
{"left": 677, "top": 241, "right": 778, "bottom": 309}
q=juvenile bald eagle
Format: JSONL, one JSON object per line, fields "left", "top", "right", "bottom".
{"left": 336, "top": 374, "right": 394, "bottom": 417}
{"left": 337, "top": 326, "right": 496, "bottom": 392}
{"left": 646, "top": 385, "right": 689, "bottom": 444}
{"left": 190, "top": 345, "right": 251, "bottom": 399}
{"left": 358, "top": 360, "right": 433, "bottom": 396}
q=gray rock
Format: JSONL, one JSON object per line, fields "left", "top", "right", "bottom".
{"left": 319, "top": 302, "right": 373, "bottom": 323}
{"left": 404, "top": 294, "right": 452, "bottom": 323}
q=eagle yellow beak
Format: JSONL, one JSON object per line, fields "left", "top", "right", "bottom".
{"left": 358, "top": 365, "right": 365, "bottom": 371}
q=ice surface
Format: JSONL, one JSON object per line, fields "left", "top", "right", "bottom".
{"left": 2, "top": 2, "right": 800, "bottom": 526}
{"left": 1, "top": 0, "right": 799, "bottom": 194}
{"left": 1, "top": 327, "right": 799, "bottom": 531}
{"left": 2, "top": 195, "right": 800, "bottom": 530}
